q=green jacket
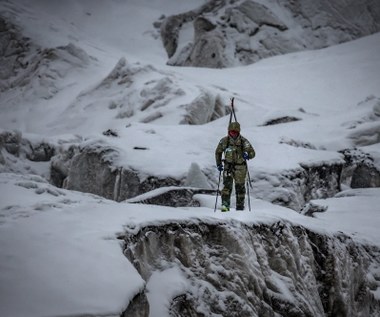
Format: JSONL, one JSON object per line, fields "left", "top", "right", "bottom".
{"left": 215, "top": 135, "right": 255, "bottom": 167}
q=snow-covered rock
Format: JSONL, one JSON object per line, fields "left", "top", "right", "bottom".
{"left": 127, "top": 186, "right": 215, "bottom": 207}
{"left": 184, "top": 162, "right": 212, "bottom": 189}
{"left": 180, "top": 91, "right": 228, "bottom": 125}
{"left": 252, "top": 161, "right": 343, "bottom": 211}
{"left": 340, "top": 148, "right": 380, "bottom": 189}
{"left": 3, "top": 130, "right": 379, "bottom": 210}
{"left": 0, "top": 17, "right": 91, "bottom": 100}
{"left": 56, "top": 140, "right": 181, "bottom": 202}
{"left": 161, "top": 0, "right": 380, "bottom": 68}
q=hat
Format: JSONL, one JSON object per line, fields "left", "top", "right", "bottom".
{"left": 228, "top": 121, "right": 240, "bottom": 132}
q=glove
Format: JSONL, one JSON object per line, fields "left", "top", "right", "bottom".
{"left": 243, "top": 152, "right": 249, "bottom": 160}
{"left": 217, "top": 164, "right": 223, "bottom": 172}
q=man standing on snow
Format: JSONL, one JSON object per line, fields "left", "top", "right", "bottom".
{"left": 215, "top": 121, "right": 255, "bottom": 211}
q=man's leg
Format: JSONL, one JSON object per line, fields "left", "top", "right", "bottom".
{"left": 235, "top": 166, "right": 247, "bottom": 210}
{"left": 235, "top": 183, "right": 246, "bottom": 210}
{"left": 221, "top": 173, "right": 233, "bottom": 211}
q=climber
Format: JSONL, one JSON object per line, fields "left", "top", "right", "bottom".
{"left": 215, "top": 121, "right": 255, "bottom": 211}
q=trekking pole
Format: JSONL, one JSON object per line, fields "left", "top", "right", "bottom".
{"left": 245, "top": 162, "right": 253, "bottom": 212}
{"left": 246, "top": 176, "right": 251, "bottom": 212}
{"left": 214, "top": 170, "right": 222, "bottom": 212}
{"left": 246, "top": 166, "right": 253, "bottom": 189}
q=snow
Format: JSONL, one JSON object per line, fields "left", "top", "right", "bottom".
{"left": 147, "top": 266, "right": 189, "bottom": 317}
{"left": 1, "top": 178, "right": 380, "bottom": 316}
{"left": 0, "top": 0, "right": 380, "bottom": 316}
{"left": 311, "top": 189, "right": 380, "bottom": 245}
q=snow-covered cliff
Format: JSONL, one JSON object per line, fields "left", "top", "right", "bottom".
{"left": 123, "top": 220, "right": 380, "bottom": 317}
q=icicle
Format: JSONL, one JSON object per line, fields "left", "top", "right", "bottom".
{"left": 113, "top": 167, "right": 122, "bottom": 201}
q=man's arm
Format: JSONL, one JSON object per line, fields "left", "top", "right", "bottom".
{"left": 215, "top": 137, "right": 226, "bottom": 166}
{"left": 243, "top": 137, "right": 255, "bottom": 160}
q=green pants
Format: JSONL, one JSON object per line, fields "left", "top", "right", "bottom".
{"left": 221, "top": 163, "right": 247, "bottom": 209}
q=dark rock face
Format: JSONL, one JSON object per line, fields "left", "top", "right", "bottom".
{"left": 351, "top": 165, "right": 380, "bottom": 188}
{"left": 122, "top": 291, "right": 149, "bottom": 317}
{"left": 26, "top": 142, "right": 55, "bottom": 162}
{"left": 123, "top": 221, "right": 380, "bottom": 316}
{"left": 263, "top": 116, "right": 301, "bottom": 126}
{"left": 0, "top": 130, "right": 56, "bottom": 168}
{"left": 340, "top": 148, "right": 380, "bottom": 188}
{"left": 0, "top": 17, "right": 31, "bottom": 91}
{"left": 50, "top": 145, "right": 77, "bottom": 188}
{"left": 300, "top": 163, "right": 342, "bottom": 203}
{"left": 64, "top": 146, "right": 123, "bottom": 200}
{"left": 0, "top": 131, "right": 22, "bottom": 156}
{"left": 160, "top": 0, "right": 380, "bottom": 68}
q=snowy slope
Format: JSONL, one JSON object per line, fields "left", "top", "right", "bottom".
{"left": 1, "top": 173, "right": 380, "bottom": 317}
{"left": 1, "top": 0, "right": 380, "bottom": 316}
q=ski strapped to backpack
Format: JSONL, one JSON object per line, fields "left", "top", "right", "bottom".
{"left": 229, "top": 97, "right": 238, "bottom": 124}
{"left": 225, "top": 97, "right": 244, "bottom": 156}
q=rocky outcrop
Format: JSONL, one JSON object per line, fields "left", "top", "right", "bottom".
{"left": 263, "top": 116, "right": 301, "bottom": 126}
{"left": 0, "top": 17, "right": 31, "bottom": 91}
{"left": 127, "top": 187, "right": 215, "bottom": 207}
{"left": 160, "top": 0, "right": 380, "bottom": 68}
{"left": 0, "top": 130, "right": 22, "bottom": 156}
{"left": 2, "top": 131, "right": 379, "bottom": 208}
{"left": 0, "top": 17, "right": 90, "bottom": 100}
{"left": 52, "top": 142, "right": 181, "bottom": 202}
{"left": 55, "top": 141, "right": 344, "bottom": 209}
{"left": 0, "top": 130, "right": 56, "bottom": 173}
{"left": 62, "top": 56, "right": 227, "bottom": 125}
{"left": 300, "top": 162, "right": 342, "bottom": 203}
{"left": 159, "top": 0, "right": 227, "bottom": 59}
{"left": 122, "top": 291, "right": 149, "bottom": 317}
{"left": 182, "top": 17, "right": 228, "bottom": 68}
{"left": 0, "top": 133, "right": 213, "bottom": 205}
{"left": 180, "top": 92, "right": 228, "bottom": 125}
{"left": 122, "top": 220, "right": 380, "bottom": 316}
{"left": 252, "top": 162, "right": 343, "bottom": 211}
{"left": 25, "top": 142, "right": 55, "bottom": 162}
{"left": 340, "top": 148, "right": 380, "bottom": 188}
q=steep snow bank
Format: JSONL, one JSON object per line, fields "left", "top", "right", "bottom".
{"left": 1, "top": 173, "right": 380, "bottom": 317}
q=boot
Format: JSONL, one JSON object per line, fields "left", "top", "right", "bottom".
{"left": 221, "top": 194, "right": 230, "bottom": 212}
{"left": 221, "top": 205, "right": 230, "bottom": 212}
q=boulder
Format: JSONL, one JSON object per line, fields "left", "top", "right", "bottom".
{"left": 58, "top": 143, "right": 182, "bottom": 202}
